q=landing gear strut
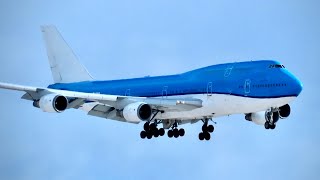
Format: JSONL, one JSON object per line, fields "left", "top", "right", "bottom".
{"left": 167, "top": 121, "right": 185, "bottom": 138}
{"left": 199, "top": 119, "right": 214, "bottom": 141}
{"left": 140, "top": 121, "right": 165, "bottom": 139}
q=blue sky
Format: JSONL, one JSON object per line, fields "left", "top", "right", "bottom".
{"left": 0, "top": 0, "right": 319, "bottom": 179}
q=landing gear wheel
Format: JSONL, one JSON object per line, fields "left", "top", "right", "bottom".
{"left": 202, "top": 125, "right": 207, "bottom": 132}
{"left": 207, "top": 125, "right": 214, "bottom": 133}
{"left": 159, "top": 128, "right": 165, "bottom": 136}
{"left": 173, "top": 129, "right": 179, "bottom": 138}
{"left": 168, "top": 130, "right": 173, "bottom": 138}
{"left": 204, "top": 132, "right": 211, "bottom": 140}
{"left": 154, "top": 128, "right": 159, "bottom": 137}
{"left": 199, "top": 132, "right": 205, "bottom": 141}
{"left": 147, "top": 132, "right": 152, "bottom": 139}
{"left": 264, "top": 122, "right": 270, "bottom": 129}
{"left": 140, "top": 131, "right": 147, "bottom": 139}
{"left": 270, "top": 124, "right": 276, "bottom": 129}
{"left": 144, "top": 122, "right": 149, "bottom": 131}
{"left": 150, "top": 123, "right": 157, "bottom": 131}
{"left": 179, "top": 128, "right": 185, "bottom": 136}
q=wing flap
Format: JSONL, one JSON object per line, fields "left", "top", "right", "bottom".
{"left": 88, "top": 104, "right": 114, "bottom": 118}
{"left": 142, "top": 97, "right": 203, "bottom": 112}
{"left": 86, "top": 103, "right": 127, "bottom": 122}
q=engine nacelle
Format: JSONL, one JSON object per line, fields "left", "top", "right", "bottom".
{"left": 245, "top": 111, "right": 267, "bottom": 125}
{"left": 279, "top": 104, "right": 291, "bottom": 119}
{"left": 36, "top": 94, "right": 68, "bottom": 113}
{"left": 245, "top": 111, "right": 280, "bottom": 125}
{"left": 122, "top": 102, "right": 152, "bottom": 123}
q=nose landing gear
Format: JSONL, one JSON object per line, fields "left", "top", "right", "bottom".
{"left": 264, "top": 108, "right": 279, "bottom": 130}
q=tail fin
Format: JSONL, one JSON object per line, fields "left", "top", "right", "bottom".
{"left": 41, "top": 25, "right": 93, "bottom": 83}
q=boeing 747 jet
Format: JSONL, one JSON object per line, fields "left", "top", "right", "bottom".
{"left": 0, "top": 26, "right": 303, "bottom": 140}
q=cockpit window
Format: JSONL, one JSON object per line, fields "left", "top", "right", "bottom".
{"left": 269, "top": 64, "right": 285, "bottom": 68}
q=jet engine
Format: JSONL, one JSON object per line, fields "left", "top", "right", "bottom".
{"left": 34, "top": 94, "right": 68, "bottom": 113}
{"left": 121, "top": 102, "right": 152, "bottom": 123}
{"left": 279, "top": 104, "right": 291, "bottom": 119}
{"left": 245, "top": 110, "right": 279, "bottom": 125}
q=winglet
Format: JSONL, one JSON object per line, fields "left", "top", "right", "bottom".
{"left": 41, "top": 25, "right": 93, "bottom": 83}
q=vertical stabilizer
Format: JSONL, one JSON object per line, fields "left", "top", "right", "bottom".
{"left": 41, "top": 25, "right": 93, "bottom": 83}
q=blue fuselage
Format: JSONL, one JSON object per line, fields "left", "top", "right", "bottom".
{"left": 48, "top": 60, "right": 303, "bottom": 99}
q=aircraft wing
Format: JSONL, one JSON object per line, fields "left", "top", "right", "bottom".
{"left": 0, "top": 82, "right": 203, "bottom": 121}
{"left": 0, "top": 82, "right": 118, "bottom": 100}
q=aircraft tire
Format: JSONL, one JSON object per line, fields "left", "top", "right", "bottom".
{"left": 207, "top": 125, "right": 214, "bottom": 133}
{"left": 173, "top": 129, "right": 179, "bottom": 138}
{"left": 204, "top": 132, "right": 211, "bottom": 140}
{"left": 202, "top": 125, "right": 207, "bottom": 132}
{"left": 140, "top": 131, "right": 147, "bottom": 139}
{"left": 154, "top": 129, "right": 159, "bottom": 137}
{"left": 270, "top": 124, "right": 276, "bottom": 129}
{"left": 147, "top": 132, "right": 153, "bottom": 139}
{"left": 159, "top": 128, "right": 165, "bottom": 136}
{"left": 199, "top": 132, "right": 204, "bottom": 140}
{"left": 179, "top": 128, "right": 185, "bottom": 136}
{"left": 150, "top": 123, "right": 157, "bottom": 130}
{"left": 168, "top": 130, "right": 173, "bottom": 138}
{"left": 144, "top": 122, "right": 149, "bottom": 131}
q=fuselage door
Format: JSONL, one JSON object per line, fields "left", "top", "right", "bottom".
{"left": 207, "top": 82, "right": 213, "bottom": 96}
{"left": 224, "top": 66, "right": 233, "bottom": 77}
{"left": 244, "top": 79, "right": 251, "bottom": 95}
{"left": 224, "top": 64, "right": 234, "bottom": 94}
{"left": 125, "top": 89, "right": 131, "bottom": 96}
{"left": 162, "top": 86, "right": 168, "bottom": 99}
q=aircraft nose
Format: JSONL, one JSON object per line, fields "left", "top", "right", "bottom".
{"left": 292, "top": 75, "right": 303, "bottom": 96}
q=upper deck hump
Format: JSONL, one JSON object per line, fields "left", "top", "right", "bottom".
{"left": 183, "top": 60, "right": 280, "bottom": 75}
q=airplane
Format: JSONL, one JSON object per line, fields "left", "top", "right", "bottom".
{"left": 0, "top": 25, "right": 303, "bottom": 141}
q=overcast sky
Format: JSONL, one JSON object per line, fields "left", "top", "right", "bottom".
{"left": 0, "top": 0, "right": 319, "bottom": 180}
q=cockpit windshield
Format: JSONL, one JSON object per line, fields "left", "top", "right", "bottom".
{"left": 269, "top": 64, "right": 285, "bottom": 68}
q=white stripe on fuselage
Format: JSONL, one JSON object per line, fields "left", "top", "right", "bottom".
{"left": 156, "top": 94, "right": 296, "bottom": 120}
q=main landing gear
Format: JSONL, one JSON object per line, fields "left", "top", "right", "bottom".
{"left": 264, "top": 108, "right": 279, "bottom": 130}
{"left": 139, "top": 118, "right": 215, "bottom": 141}
{"left": 199, "top": 119, "right": 214, "bottom": 141}
{"left": 167, "top": 122, "right": 185, "bottom": 138}
{"left": 140, "top": 121, "right": 165, "bottom": 139}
